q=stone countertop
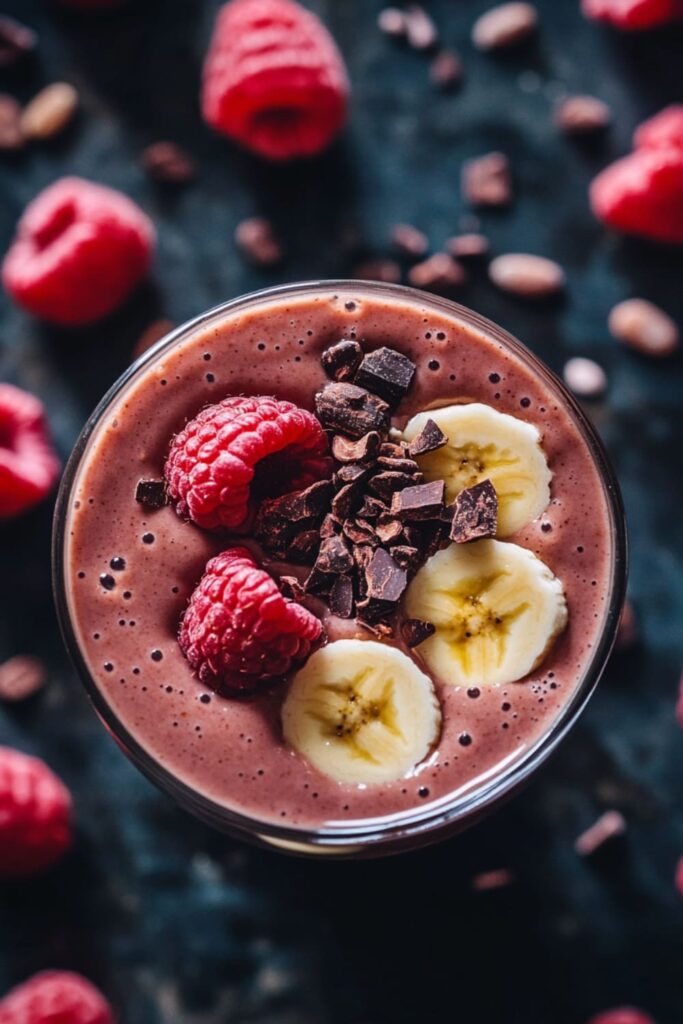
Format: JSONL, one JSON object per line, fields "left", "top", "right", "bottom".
{"left": 1, "top": 1, "right": 682, "bottom": 1022}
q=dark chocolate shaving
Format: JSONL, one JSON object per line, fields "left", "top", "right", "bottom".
{"left": 369, "top": 471, "right": 420, "bottom": 501}
{"left": 321, "top": 339, "right": 363, "bottom": 382}
{"left": 401, "top": 618, "right": 436, "bottom": 648}
{"left": 135, "top": 479, "right": 167, "bottom": 509}
{"left": 334, "top": 463, "right": 370, "bottom": 486}
{"left": 364, "top": 548, "right": 407, "bottom": 604}
{"left": 375, "top": 514, "right": 404, "bottom": 545}
{"left": 331, "top": 431, "right": 381, "bottom": 464}
{"left": 376, "top": 455, "right": 422, "bottom": 474}
{"left": 343, "top": 518, "right": 379, "bottom": 547}
{"left": 353, "top": 347, "right": 416, "bottom": 407}
{"left": 286, "top": 530, "right": 321, "bottom": 563}
{"left": 391, "top": 479, "right": 445, "bottom": 521}
{"left": 331, "top": 481, "right": 361, "bottom": 520}
{"left": 315, "top": 382, "right": 390, "bottom": 438}
{"left": 329, "top": 575, "right": 354, "bottom": 618}
{"left": 314, "top": 535, "right": 354, "bottom": 575}
{"left": 407, "top": 418, "right": 448, "bottom": 457}
{"left": 449, "top": 479, "right": 498, "bottom": 543}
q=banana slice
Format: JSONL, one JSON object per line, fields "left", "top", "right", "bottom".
{"left": 282, "top": 640, "right": 441, "bottom": 785}
{"left": 404, "top": 539, "right": 567, "bottom": 688}
{"left": 402, "top": 403, "right": 551, "bottom": 536}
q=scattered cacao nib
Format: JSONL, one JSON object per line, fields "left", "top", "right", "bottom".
{"left": 390, "top": 545, "right": 420, "bottom": 571}
{"left": 343, "top": 518, "right": 379, "bottom": 547}
{"left": 329, "top": 575, "right": 355, "bottom": 618}
{"left": 447, "top": 233, "right": 490, "bottom": 259}
{"left": 462, "top": 152, "right": 512, "bottom": 207}
{"left": 369, "top": 471, "right": 421, "bottom": 501}
{"left": 0, "top": 95, "right": 24, "bottom": 152}
{"left": 320, "top": 513, "right": 341, "bottom": 538}
{"left": 391, "top": 223, "right": 428, "bottom": 257}
{"left": 391, "top": 479, "right": 445, "bottom": 520}
{"left": 408, "top": 253, "right": 466, "bottom": 291}
{"left": 352, "top": 258, "right": 401, "bottom": 284}
{"left": 353, "top": 544, "right": 375, "bottom": 573}
{"left": 404, "top": 4, "right": 438, "bottom": 50}
{"left": 142, "top": 141, "right": 197, "bottom": 185}
{"left": 353, "top": 347, "right": 416, "bottom": 408}
{"left": 449, "top": 479, "right": 498, "bottom": 543}
{"left": 380, "top": 441, "right": 408, "bottom": 458}
{"left": 235, "top": 216, "right": 282, "bottom": 266}
{"left": 135, "top": 479, "right": 167, "bottom": 509}
{"left": 286, "top": 530, "right": 321, "bottom": 563}
{"left": 278, "top": 575, "right": 304, "bottom": 601}
{"left": 315, "top": 382, "right": 390, "bottom": 438}
{"left": 608, "top": 298, "right": 679, "bottom": 358}
{"left": 314, "top": 534, "right": 354, "bottom": 575}
{"left": 331, "top": 430, "right": 381, "bottom": 464}
{"left": 555, "top": 95, "right": 611, "bottom": 136}
{"left": 471, "top": 3, "right": 538, "bottom": 52}
{"left": 364, "top": 547, "right": 408, "bottom": 604}
{"left": 321, "top": 339, "right": 363, "bottom": 382}
{"left": 575, "top": 810, "right": 626, "bottom": 856}
{"left": 489, "top": 253, "right": 565, "bottom": 299}
{"left": 377, "top": 7, "right": 406, "bottom": 37}
{"left": 377, "top": 455, "right": 421, "bottom": 474}
{"left": 0, "top": 655, "right": 47, "bottom": 702}
{"left": 430, "top": 50, "right": 463, "bottom": 90}
{"left": 407, "top": 418, "right": 448, "bottom": 457}
{"left": 401, "top": 618, "right": 435, "bottom": 648}
{"left": 21, "top": 82, "right": 78, "bottom": 143}
{"left": 471, "top": 868, "right": 515, "bottom": 892}
{"left": 357, "top": 495, "right": 387, "bottom": 519}
{"left": 375, "top": 514, "right": 404, "bottom": 545}
{"left": 334, "top": 463, "right": 370, "bottom": 486}
{"left": 0, "top": 16, "right": 37, "bottom": 69}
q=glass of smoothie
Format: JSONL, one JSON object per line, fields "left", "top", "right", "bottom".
{"left": 53, "top": 281, "right": 627, "bottom": 858}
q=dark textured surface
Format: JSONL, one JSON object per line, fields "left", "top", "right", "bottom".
{"left": 1, "top": 2, "right": 682, "bottom": 1022}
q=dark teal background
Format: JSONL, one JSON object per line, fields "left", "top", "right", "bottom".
{"left": 1, "top": 2, "right": 682, "bottom": 1021}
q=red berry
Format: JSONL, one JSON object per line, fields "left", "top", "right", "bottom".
{"left": 201, "top": 0, "right": 349, "bottom": 161}
{"left": 634, "top": 104, "right": 683, "bottom": 152}
{"left": 0, "top": 747, "right": 72, "bottom": 876}
{"left": 587, "top": 1010, "right": 655, "bottom": 1024}
{"left": 582, "top": 0, "right": 683, "bottom": 28}
{"left": 0, "top": 384, "right": 60, "bottom": 520}
{"left": 590, "top": 147, "right": 683, "bottom": 244}
{"left": 165, "top": 394, "right": 329, "bottom": 530}
{"left": 179, "top": 547, "right": 322, "bottom": 692}
{"left": 2, "top": 177, "right": 154, "bottom": 326}
{"left": 0, "top": 970, "right": 113, "bottom": 1024}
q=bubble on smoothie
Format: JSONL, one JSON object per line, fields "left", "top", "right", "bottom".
{"left": 99, "top": 573, "right": 116, "bottom": 590}
{"left": 110, "top": 556, "right": 126, "bottom": 571}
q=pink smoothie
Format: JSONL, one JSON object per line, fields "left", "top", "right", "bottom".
{"left": 63, "top": 285, "right": 613, "bottom": 830}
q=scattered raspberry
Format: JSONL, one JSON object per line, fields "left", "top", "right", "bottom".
{"left": 165, "top": 395, "right": 329, "bottom": 530}
{"left": 0, "top": 747, "right": 72, "bottom": 876}
{"left": 590, "top": 147, "right": 683, "bottom": 244}
{"left": 0, "top": 971, "right": 113, "bottom": 1024}
{"left": 201, "top": 0, "right": 349, "bottom": 161}
{"left": 586, "top": 1010, "right": 655, "bottom": 1024}
{"left": 0, "top": 384, "right": 60, "bottom": 520}
{"left": 634, "top": 104, "right": 683, "bottom": 152}
{"left": 582, "top": 0, "right": 683, "bottom": 29}
{"left": 179, "top": 547, "right": 322, "bottom": 692}
{"left": 2, "top": 177, "right": 155, "bottom": 326}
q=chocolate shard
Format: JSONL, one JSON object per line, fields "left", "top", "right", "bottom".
{"left": 320, "top": 513, "right": 341, "bottom": 538}
{"left": 331, "top": 481, "right": 361, "bottom": 520}
{"left": 357, "top": 495, "right": 387, "bottom": 519}
{"left": 286, "top": 530, "right": 321, "bottom": 563}
{"left": 449, "top": 479, "right": 498, "bottom": 543}
{"left": 343, "top": 518, "right": 379, "bottom": 548}
{"left": 391, "top": 479, "right": 445, "bottom": 521}
{"left": 353, "top": 347, "right": 416, "bottom": 407}
{"left": 314, "top": 534, "right": 354, "bottom": 575}
{"left": 258, "top": 479, "right": 333, "bottom": 526}
{"left": 389, "top": 545, "right": 421, "bottom": 571}
{"left": 331, "top": 431, "right": 381, "bottom": 464}
{"left": 329, "top": 575, "right": 355, "bottom": 618}
{"left": 315, "top": 383, "right": 390, "bottom": 438}
{"left": 279, "top": 575, "right": 305, "bottom": 601}
{"left": 369, "top": 471, "right": 421, "bottom": 501}
{"left": 303, "top": 566, "right": 334, "bottom": 595}
{"left": 321, "top": 339, "right": 363, "bottom": 382}
{"left": 334, "top": 463, "right": 370, "bottom": 486}
{"left": 135, "top": 479, "right": 167, "bottom": 509}
{"left": 379, "top": 442, "right": 409, "bottom": 459}
{"left": 375, "top": 513, "right": 404, "bottom": 545}
{"left": 377, "top": 455, "right": 421, "bottom": 475}
{"left": 407, "top": 418, "right": 448, "bottom": 457}
{"left": 365, "top": 547, "right": 408, "bottom": 604}
{"left": 401, "top": 618, "right": 436, "bottom": 648}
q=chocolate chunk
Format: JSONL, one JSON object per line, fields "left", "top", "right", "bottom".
{"left": 389, "top": 545, "right": 420, "bottom": 571}
{"left": 331, "top": 481, "right": 361, "bottom": 520}
{"left": 462, "top": 152, "right": 512, "bottom": 207}
{"left": 377, "top": 7, "right": 407, "bottom": 37}
{"left": 407, "top": 418, "right": 448, "bottom": 457}
{"left": 379, "top": 441, "right": 409, "bottom": 458}
{"left": 391, "top": 479, "right": 445, "bottom": 520}
{"left": 315, "top": 382, "right": 390, "bottom": 438}
{"left": 401, "top": 618, "right": 436, "bottom": 648}
{"left": 320, "top": 513, "right": 341, "bottom": 538}
{"left": 234, "top": 217, "right": 282, "bottom": 266}
{"left": 331, "top": 430, "right": 381, "bottom": 463}
{"left": 279, "top": 576, "right": 305, "bottom": 601}
{"left": 303, "top": 567, "right": 334, "bottom": 596}
{"left": 369, "top": 471, "right": 419, "bottom": 501}
{"left": 275, "top": 480, "right": 334, "bottom": 522}
{"left": 472, "top": 3, "right": 537, "bottom": 52}
{"left": 449, "top": 479, "right": 498, "bottom": 543}
{"left": 0, "top": 16, "right": 36, "bottom": 69}
{"left": 329, "top": 575, "right": 355, "bottom": 618}
{"left": 142, "top": 141, "right": 197, "bottom": 185}
{"left": 375, "top": 514, "right": 404, "bottom": 545}
{"left": 424, "top": 520, "right": 451, "bottom": 557}
{"left": 489, "top": 253, "right": 565, "bottom": 299}
{"left": 357, "top": 496, "right": 387, "bottom": 519}
{"left": 286, "top": 530, "right": 321, "bottom": 563}
{"left": 353, "top": 347, "right": 416, "bottom": 407}
{"left": 334, "top": 463, "right": 370, "bottom": 486}
{"left": 365, "top": 548, "right": 407, "bottom": 604}
{"left": 404, "top": 4, "right": 438, "bottom": 50}
{"left": 343, "top": 517, "right": 379, "bottom": 547}
{"left": 322, "top": 339, "right": 363, "bottom": 382}
{"left": 315, "top": 535, "right": 354, "bottom": 575}
{"left": 377, "top": 455, "right": 421, "bottom": 475}
{"left": 135, "top": 479, "right": 167, "bottom": 509}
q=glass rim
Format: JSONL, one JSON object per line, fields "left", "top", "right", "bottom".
{"left": 52, "top": 280, "right": 628, "bottom": 856}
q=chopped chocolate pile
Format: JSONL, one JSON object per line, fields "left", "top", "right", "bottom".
{"left": 407, "top": 418, "right": 447, "bottom": 457}
{"left": 354, "top": 346, "right": 416, "bottom": 407}
{"left": 315, "top": 382, "right": 390, "bottom": 437}
{"left": 135, "top": 479, "right": 167, "bottom": 509}
{"left": 321, "top": 339, "right": 363, "bottom": 382}
{"left": 449, "top": 479, "right": 498, "bottom": 543}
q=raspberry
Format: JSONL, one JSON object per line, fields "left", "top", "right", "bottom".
{"left": 2, "top": 177, "right": 154, "bottom": 326}
{"left": 582, "top": 0, "right": 683, "bottom": 28}
{"left": 165, "top": 395, "right": 329, "bottom": 530}
{"left": 634, "top": 104, "right": 683, "bottom": 152}
{"left": 590, "top": 146, "right": 683, "bottom": 244}
{"left": 0, "top": 747, "right": 72, "bottom": 876}
{"left": 0, "top": 384, "right": 60, "bottom": 520}
{"left": 0, "top": 971, "right": 113, "bottom": 1024}
{"left": 179, "top": 547, "right": 322, "bottom": 692}
{"left": 201, "top": 0, "right": 349, "bottom": 161}
{"left": 587, "top": 1011, "right": 655, "bottom": 1024}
